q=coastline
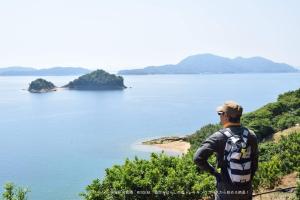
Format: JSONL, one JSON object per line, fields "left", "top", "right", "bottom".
{"left": 27, "top": 87, "right": 66, "bottom": 93}
{"left": 140, "top": 124, "right": 300, "bottom": 155}
{"left": 141, "top": 136, "right": 191, "bottom": 155}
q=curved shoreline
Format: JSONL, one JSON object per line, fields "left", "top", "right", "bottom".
{"left": 141, "top": 136, "right": 191, "bottom": 155}
{"left": 28, "top": 87, "right": 66, "bottom": 93}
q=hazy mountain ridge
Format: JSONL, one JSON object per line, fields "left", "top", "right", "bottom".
{"left": 0, "top": 66, "right": 90, "bottom": 76}
{"left": 118, "top": 54, "right": 299, "bottom": 75}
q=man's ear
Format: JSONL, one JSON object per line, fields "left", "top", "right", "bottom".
{"left": 223, "top": 113, "right": 229, "bottom": 121}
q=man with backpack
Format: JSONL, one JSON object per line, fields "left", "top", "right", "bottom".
{"left": 193, "top": 101, "right": 258, "bottom": 200}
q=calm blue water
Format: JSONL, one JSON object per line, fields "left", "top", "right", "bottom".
{"left": 0, "top": 73, "right": 299, "bottom": 200}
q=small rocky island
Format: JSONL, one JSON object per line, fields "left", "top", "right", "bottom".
{"left": 28, "top": 78, "right": 56, "bottom": 93}
{"left": 65, "top": 69, "right": 126, "bottom": 90}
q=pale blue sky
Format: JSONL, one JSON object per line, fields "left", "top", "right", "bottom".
{"left": 0, "top": 0, "right": 299, "bottom": 72}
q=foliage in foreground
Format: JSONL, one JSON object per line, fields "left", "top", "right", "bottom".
{"left": 1, "top": 183, "right": 29, "bottom": 200}
{"left": 80, "top": 152, "right": 215, "bottom": 200}
{"left": 252, "top": 132, "right": 300, "bottom": 190}
{"left": 82, "top": 131, "right": 300, "bottom": 200}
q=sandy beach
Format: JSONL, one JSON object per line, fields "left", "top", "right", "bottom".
{"left": 141, "top": 136, "right": 191, "bottom": 155}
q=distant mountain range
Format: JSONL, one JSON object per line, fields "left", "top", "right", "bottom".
{"left": 118, "top": 54, "right": 299, "bottom": 75}
{"left": 0, "top": 67, "right": 90, "bottom": 76}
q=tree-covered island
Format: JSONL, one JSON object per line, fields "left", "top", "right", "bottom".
{"left": 28, "top": 78, "right": 56, "bottom": 93}
{"left": 65, "top": 69, "right": 126, "bottom": 90}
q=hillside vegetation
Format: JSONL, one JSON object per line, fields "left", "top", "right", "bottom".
{"left": 242, "top": 88, "right": 300, "bottom": 140}
{"left": 0, "top": 183, "right": 29, "bottom": 200}
{"left": 81, "top": 88, "right": 300, "bottom": 200}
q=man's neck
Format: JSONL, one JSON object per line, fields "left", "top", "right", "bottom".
{"left": 223, "top": 122, "right": 241, "bottom": 128}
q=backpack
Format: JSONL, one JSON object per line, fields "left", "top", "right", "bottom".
{"left": 221, "top": 128, "right": 252, "bottom": 184}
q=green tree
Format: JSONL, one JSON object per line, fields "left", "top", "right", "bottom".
{"left": 2, "top": 183, "right": 14, "bottom": 200}
{"left": 2, "top": 183, "right": 29, "bottom": 200}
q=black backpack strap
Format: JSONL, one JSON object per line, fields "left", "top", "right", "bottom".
{"left": 219, "top": 128, "right": 233, "bottom": 138}
{"left": 241, "top": 127, "right": 249, "bottom": 144}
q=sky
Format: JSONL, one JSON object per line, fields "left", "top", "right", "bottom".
{"left": 0, "top": 0, "right": 299, "bottom": 72}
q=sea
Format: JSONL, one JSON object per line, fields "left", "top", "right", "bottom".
{"left": 0, "top": 73, "right": 299, "bottom": 200}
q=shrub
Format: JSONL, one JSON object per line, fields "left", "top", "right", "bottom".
{"left": 1, "top": 183, "right": 29, "bottom": 200}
